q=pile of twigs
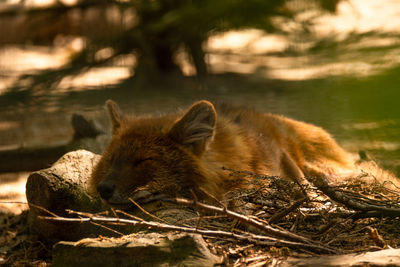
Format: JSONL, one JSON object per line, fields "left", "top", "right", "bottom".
{"left": 37, "top": 168, "right": 400, "bottom": 264}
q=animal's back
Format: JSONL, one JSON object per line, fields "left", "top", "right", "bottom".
{"left": 215, "top": 104, "right": 355, "bottom": 180}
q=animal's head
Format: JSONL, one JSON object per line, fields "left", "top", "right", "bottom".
{"left": 91, "top": 100, "right": 217, "bottom": 209}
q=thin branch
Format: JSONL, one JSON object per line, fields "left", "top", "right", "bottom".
{"left": 128, "top": 198, "right": 168, "bottom": 223}
{"left": 268, "top": 197, "right": 307, "bottom": 224}
{"left": 116, "top": 210, "right": 145, "bottom": 222}
{"left": 178, "top": 215, "right": 227, "bottom": 223}
{"left": 38, "top": 214, "right": 337, "bottom": 254}
{"left": 27, "top": 202, "right": 60, "bottom": 218}
{"left": 89, "top": 221, "right": 124, "bottom": 237}
{"left": 308, "top": 175, "right": 400, "bottom": 217}
{"left": 190, "top": 189, "right": 204, "bottom": 230}
{"left": 199, "top": 187, "right": 227, "bottom": 209}
{"left": 167, "top": 197, "right": 328, "bottom": 249}
{"left": 366, "top": 227, "right": 386, "bottom": 248}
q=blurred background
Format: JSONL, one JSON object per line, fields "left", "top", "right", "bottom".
{"left": 1, "top": 0, "right": 400, "bottom": 212}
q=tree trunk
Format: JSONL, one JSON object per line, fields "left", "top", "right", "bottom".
{"left": 186, "top": 36, "right": 208, "bottom": 80}
{"left": 25, "top": 150, "right": 109, "bottom": 243}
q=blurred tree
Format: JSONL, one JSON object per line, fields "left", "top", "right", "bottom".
{"left": 0, "top": 0, "right": 341, "bottom": 80}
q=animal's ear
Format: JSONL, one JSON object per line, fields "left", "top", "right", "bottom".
{"left": 105, "top": 100, "right": 124, "bottom": 134}
{"left": 169, "top": 100, "right": 216, "bottom": 155}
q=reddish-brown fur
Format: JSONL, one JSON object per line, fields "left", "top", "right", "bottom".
{"left": 90, "top": 100, "right": 398, "bottom": 208}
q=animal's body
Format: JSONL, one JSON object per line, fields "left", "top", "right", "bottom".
{"left": 90, "top": 100, "right": 397, "bottom": 208}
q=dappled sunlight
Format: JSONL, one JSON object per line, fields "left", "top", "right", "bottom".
{"left": 0, "top": 37, "right": 136, "bottom": 93}
{"left": 0, "top": 45, "right": 71, "bottom": 94}
{"left": 342, "top": 140, "right": 400, "bottom": 152}
{"left": 0, "top": 46, "right": 69, "bottom": 71}
{"left": 342, "top": 120, "right": 397, "bottom": 131}
{"left": 58, "top": 67, "right": 132, "bottom": 90}
{"left": 1, "top": 0, "right": 400, "bottom": 87}
{"left": 208, "top": 30, "right": 288, "bottom": 55}
{"left": 0, "top": 173, "right": 29, "bottom": 214}
{"left": 59, "top": 0, "right": 78, "bottom": 6}
{"left": 345, "top": 36, "right": 400, "bottom": 50}
{"left": 313, "top": 0, "right": 400, "bottom": 35}
{"left": 209, "top": 53, "right": 381, "bottom": 80}
{"left": 25, "top": 0, "right": 52, "bottom": 6}
{"left": 340, "top": 119, "right": 400, "bottom": 168}
{"left": 17, "top": 0, "right": 53, "bottom": 7}
{"left": 208, "top": 53, "right": 258, "bottom": 75}
{"left": 205, "top": 0, "right": 400, "bottom": 80}
{"left": 266, "top": 60, "right": 374, "bottom": 80}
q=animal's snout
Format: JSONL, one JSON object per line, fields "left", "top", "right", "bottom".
{"left": 97, "top": 180, "right": 116, "bottom": 200}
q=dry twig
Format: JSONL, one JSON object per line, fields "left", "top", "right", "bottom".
{"left": 308, "top": 176, "right": 400, "bottom": 217}
{"left": 38, "top": 213, "right": 337, "bottom": 254}
{"left": 128, "top": 198, "right": 168, "bottom": 223}
{"left": 268, "top": 197, "right": 307, "bottom": 224}
{"left": 166, "top": 197, "right": 332, "bottom": 251}
{"left": 366, "top": 227, "right": 386, "bottom": 248}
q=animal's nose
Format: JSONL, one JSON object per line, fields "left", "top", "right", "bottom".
{"left": 97, "top": 180, "right": 116, "bottom": 200}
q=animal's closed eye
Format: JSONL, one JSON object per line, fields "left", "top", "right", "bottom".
{"left": 133, "top": 158, "right": 154, "bottom": 165}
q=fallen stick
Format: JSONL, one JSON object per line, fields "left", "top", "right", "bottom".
{"left": 38, "top": 214, "right": 337, "bottom": 254}
{"left": 268, "top": 197, "right": 307, "bottom": 224}
{"left": 167, "top": 197, "right": 330, "bottom": 250}
{"left": 308, "top": 176, "right": 400, "bottom": 217}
